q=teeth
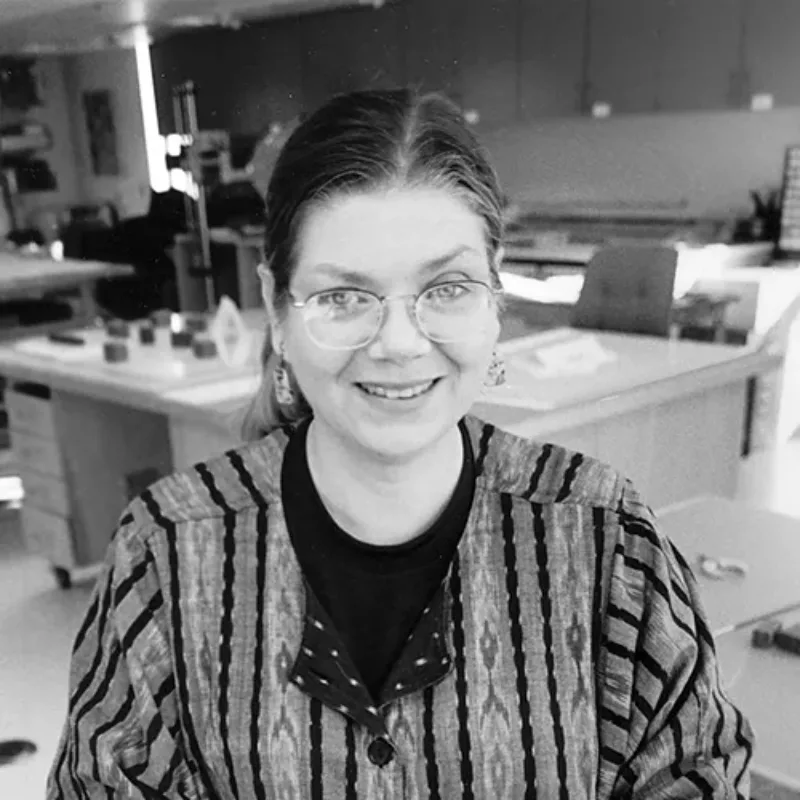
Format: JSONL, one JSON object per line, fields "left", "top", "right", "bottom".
{"left": 360, "top": 381, "right": 435, "bottom": 399}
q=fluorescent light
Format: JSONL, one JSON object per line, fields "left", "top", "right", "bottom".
{"left": 134, "top": 29, "right": 170, "bottom": 192}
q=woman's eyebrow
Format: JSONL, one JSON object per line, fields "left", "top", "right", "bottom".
{"left": 309, "top": 246, "right": 482, "bottom": 284}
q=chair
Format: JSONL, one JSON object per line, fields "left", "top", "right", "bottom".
{"left": 571, "top": 244, "right": 679, "bottom": 337}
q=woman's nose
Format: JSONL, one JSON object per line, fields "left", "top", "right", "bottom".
{"left": 367, "top": 296, "right": 432, "bottom": 359}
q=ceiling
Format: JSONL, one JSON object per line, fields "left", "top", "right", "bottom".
{"left": 0, "top": 0, "right": 387, "bottom": 55}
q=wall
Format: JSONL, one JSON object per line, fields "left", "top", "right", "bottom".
{"left": 4, "top": 49, "right": 150, "bottom": 233}
{"left": 61, "top": 48, "right": 150, "bottom": 219}
{"left": 148, "top": 1, "right": 797, "bottom": 220}
{"left": 6, "top": 56, "right": 82, "bottom": 230}
{"left": 481, "top": 108, "right": 799, "bottom": 218}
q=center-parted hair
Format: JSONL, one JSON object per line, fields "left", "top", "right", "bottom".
{"left": 241, "top": 88, "right": 505, "bottom": 440}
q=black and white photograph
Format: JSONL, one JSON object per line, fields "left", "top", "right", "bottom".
{"left": 1, "top": 1, "right": 800, "bottom": 798}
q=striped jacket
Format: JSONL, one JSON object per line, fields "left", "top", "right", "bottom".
{"left": 47, "top": 415, "right": 753, "bottom": 799}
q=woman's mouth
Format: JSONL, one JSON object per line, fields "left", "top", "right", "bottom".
{"left": 356, "top": 379, "right": 440, "bottom": 400}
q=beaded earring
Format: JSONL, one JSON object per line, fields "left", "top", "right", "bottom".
{"left": 273, "top": 355, "right": 296, "bottom": 406}
{"left": 484, "top": 350, "right": 506, "bottom": 387}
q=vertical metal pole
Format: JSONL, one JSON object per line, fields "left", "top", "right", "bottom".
{"left": 179, "top": 82, "right": 215, "bottom": 311}
{"left": 172, "top": 88, "right": 196, "bottom": 245}
{"left": 172, "top": 81, "right": 215, "bottom": 311}
{"left": 0, "top": 93, "right": 20, "bottom": 234}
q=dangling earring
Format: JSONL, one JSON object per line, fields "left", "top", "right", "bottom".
{"left": 273, "top": 354, "right": 296, "bottom": 406}
{"left": 484, "top": 350, "right": 506, "bottom": 388}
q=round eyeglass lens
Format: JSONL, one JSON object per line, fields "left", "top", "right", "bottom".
{"left": 417, "top": 281, "right": 494, "bottom": 342}
{"left": 303, "top": 289, "right": 381, "bottom": 349}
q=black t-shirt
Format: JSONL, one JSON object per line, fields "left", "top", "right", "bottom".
{"left": 281, "top": 418, "right": 475, "bottom": 701}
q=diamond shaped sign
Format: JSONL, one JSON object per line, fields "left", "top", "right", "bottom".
{"left": 208, "top": 295, "right": 252, "bottom": 367}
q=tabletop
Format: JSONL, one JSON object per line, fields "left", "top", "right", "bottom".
{"left": 480, "top": 326, "right": 768, "bottom": 411}
{"left": 0, "top": 310, "right": 267, "bottom": 422}
{"left": 0, "top": 251, "right": 133, "bottom": 298}
{"left": 715, "top": 610, "right": 800, "bottom": 793}
{"left": 657, "top": 495, "right": 800, "bottom": 636}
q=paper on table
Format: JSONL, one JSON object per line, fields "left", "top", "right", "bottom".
{"left": 478, "top": 377, "right": 555, "bottom": 411}
{"left": 511, "top": 333, "right": 617, "bottom": 378}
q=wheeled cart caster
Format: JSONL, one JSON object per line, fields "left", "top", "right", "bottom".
{"left": 52, "top": 566, "right": 72, "bottom": 589}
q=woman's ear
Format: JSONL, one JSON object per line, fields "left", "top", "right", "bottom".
{"left": 257, "top": 263, "right": 284, "bottom": 356}
{"left": 492, "top": 246, "right": 505, "bottom": 275}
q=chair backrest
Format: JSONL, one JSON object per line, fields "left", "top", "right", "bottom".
{"left": 571, "top": 244, "right": 679, "bottom": 337}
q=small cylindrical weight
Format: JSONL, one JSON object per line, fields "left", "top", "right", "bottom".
{"left": 184, "top": 316, "right": 207, "bottom": 333}
{"left": 150, "top": 309, "right": 172, "bottom": 327}
{"left": 139, "top": 324, "right": 156, "bottom": 344}
{"left": 774, "top": 623, "right": 800, "bottom": 656}
{"left": 192, "top": 337, "right": 217, "bottom": 359}
{"left": 171, "top": 330, "right": 193, "bottom": 348}
{"left": 106, "top": 319, "right": 129, "bottom": 338}
{"left": 103, "top": 341, "right": 128, "bottom": 362}
{"left": 750, "top": 619, "right": 782, "bottom": 649}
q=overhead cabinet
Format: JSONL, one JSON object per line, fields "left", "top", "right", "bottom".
{"left": 518, "top": 0, "right": 588, "bottom": 118}
{"left": 740, "top": 0, "right": 800, "bottom": 109}
{"left": 300, "top": 5, "right": 405, "bottom": 112}
{"left": 150, "top": 0, "right": 800, "bottom": 140}
{"left": 657, "top": 0, "right": 743, "bottom": 112}
{"left": 584, "top": 0, "right": 662, "bottom": 114}
{"left": 459, "top": 0, "right": 519, "bottom": 128}
{"left": 402, "top": 0, "right": 462, "bottom": 101}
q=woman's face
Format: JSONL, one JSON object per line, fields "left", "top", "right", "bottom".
{"left": 273, "top": 186, "right": 501, "bottom": 463}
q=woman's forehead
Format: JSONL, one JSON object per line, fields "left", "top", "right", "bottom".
{"left": 293, "top": 188, "right": 488, "bottom": 282}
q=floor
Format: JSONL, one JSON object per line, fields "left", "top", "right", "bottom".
{"left": 0, "top": 439, "right": 799, "bottom": 799}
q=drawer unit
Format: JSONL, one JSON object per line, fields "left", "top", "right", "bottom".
{"left": 12, "top": 430, "right": 63, "bottom": 478}
{"left": 6, "top": 385, "right": 57, "bottom": 440}
{"left": 20, "top": 505, "right": 75, "bottom": 568}
{"left": 20, "top": 468, "right": 69, "bottom": 516}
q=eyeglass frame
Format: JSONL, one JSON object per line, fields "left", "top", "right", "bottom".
{"left": 286, "top": 279, "right": 504, "bottom": 351}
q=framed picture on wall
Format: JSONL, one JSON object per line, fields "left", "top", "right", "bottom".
{"left": 82, "top": 89, "right": 120, "bottom": 176}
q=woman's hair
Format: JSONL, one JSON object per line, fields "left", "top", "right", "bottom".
{"left": 240, "top": 88, "right": 505, "bottom": 441}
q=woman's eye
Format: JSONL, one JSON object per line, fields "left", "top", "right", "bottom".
{"left": 315, "top": 290, "right": 373, "bottom": 315}
{"left": 428, "top": 282, "right": 469, "bottom": 301}
{"left": 319, "top": 290, "right": 358, "bottom": 307}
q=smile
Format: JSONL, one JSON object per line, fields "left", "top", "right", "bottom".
{"left": 356, "top": 379, "right": 439, "bottom": 400}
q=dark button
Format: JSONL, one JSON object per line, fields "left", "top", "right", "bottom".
{"left": 367, "top": 737, "right": 394, "bottom": 767}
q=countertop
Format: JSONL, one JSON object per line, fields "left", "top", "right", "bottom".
{"left": 0, "top": 250, "right": 134, "bottom": 298}
{"left": 0, "top": 315, "right": 779, "bottom": 438}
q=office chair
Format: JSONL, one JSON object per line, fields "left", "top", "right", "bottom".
{"left": 571, "top": 244, "right": 679, "bottom": 337}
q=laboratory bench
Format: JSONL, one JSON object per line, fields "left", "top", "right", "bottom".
{"left": 0, "top": 305, "right": 782, "bottom": 588}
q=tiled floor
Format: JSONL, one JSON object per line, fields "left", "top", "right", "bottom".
{"left": 0, "top": 438, "right": 799, "bottom": 799}
{"left": 0, "top": 505, "right": 93, "bottom": 799}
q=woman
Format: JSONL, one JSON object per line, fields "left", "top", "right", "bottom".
{"left": 47, "top": 89, "right": 752, "bottom": 799}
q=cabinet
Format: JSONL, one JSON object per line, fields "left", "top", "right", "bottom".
{"left": 518, "top": 0, "right": 588, "bottom": 118}
{"left": 402, "top": 0, "right": 462, "bottom": 101}
{"left": 584, "top": 0, "right": 662, "bottom": 114}
{"left": 224, "top": 18, "right": 306, "bottom": 131}
{"left": 459, "top": 0, "right": 519, "bottom": 128}
{"left": 7, "top": 383, "right": 173, "bottom": 588}
{"left": 741, "top": 0, "right": 800, "bottom": 108}
{"left": 151, "top": 19, "right": 305, "bottom": 133}
{"left": 300, "top": 4, "right": 406, "bottom": 112}
{"left": 658, "top": 0, "right": 743, "bottom": 111}
{"left": 6, "top": 385, "right": 75, "bottom": 573}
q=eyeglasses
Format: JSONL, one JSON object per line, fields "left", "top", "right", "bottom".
{"left": 289, "top": 280, "right": 500, "bottom": 351}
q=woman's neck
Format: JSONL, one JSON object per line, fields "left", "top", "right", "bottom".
{"left": 305, "top": 420, "right": 465, "bottom": 547}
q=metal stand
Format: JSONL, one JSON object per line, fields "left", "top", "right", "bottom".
{"left": 172, "top": 81, "right": 216, "bottom": 311}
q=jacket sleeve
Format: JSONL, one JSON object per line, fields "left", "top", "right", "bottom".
{"left": 595, "top": 504, "right": 754, "bottom": 799}
{"left": 46, "top": 515, "right": 205, "bottom": 799}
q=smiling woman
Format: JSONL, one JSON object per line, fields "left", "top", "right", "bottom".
{"left": 47, "top": 89, "right": 754, "bottom": 799}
